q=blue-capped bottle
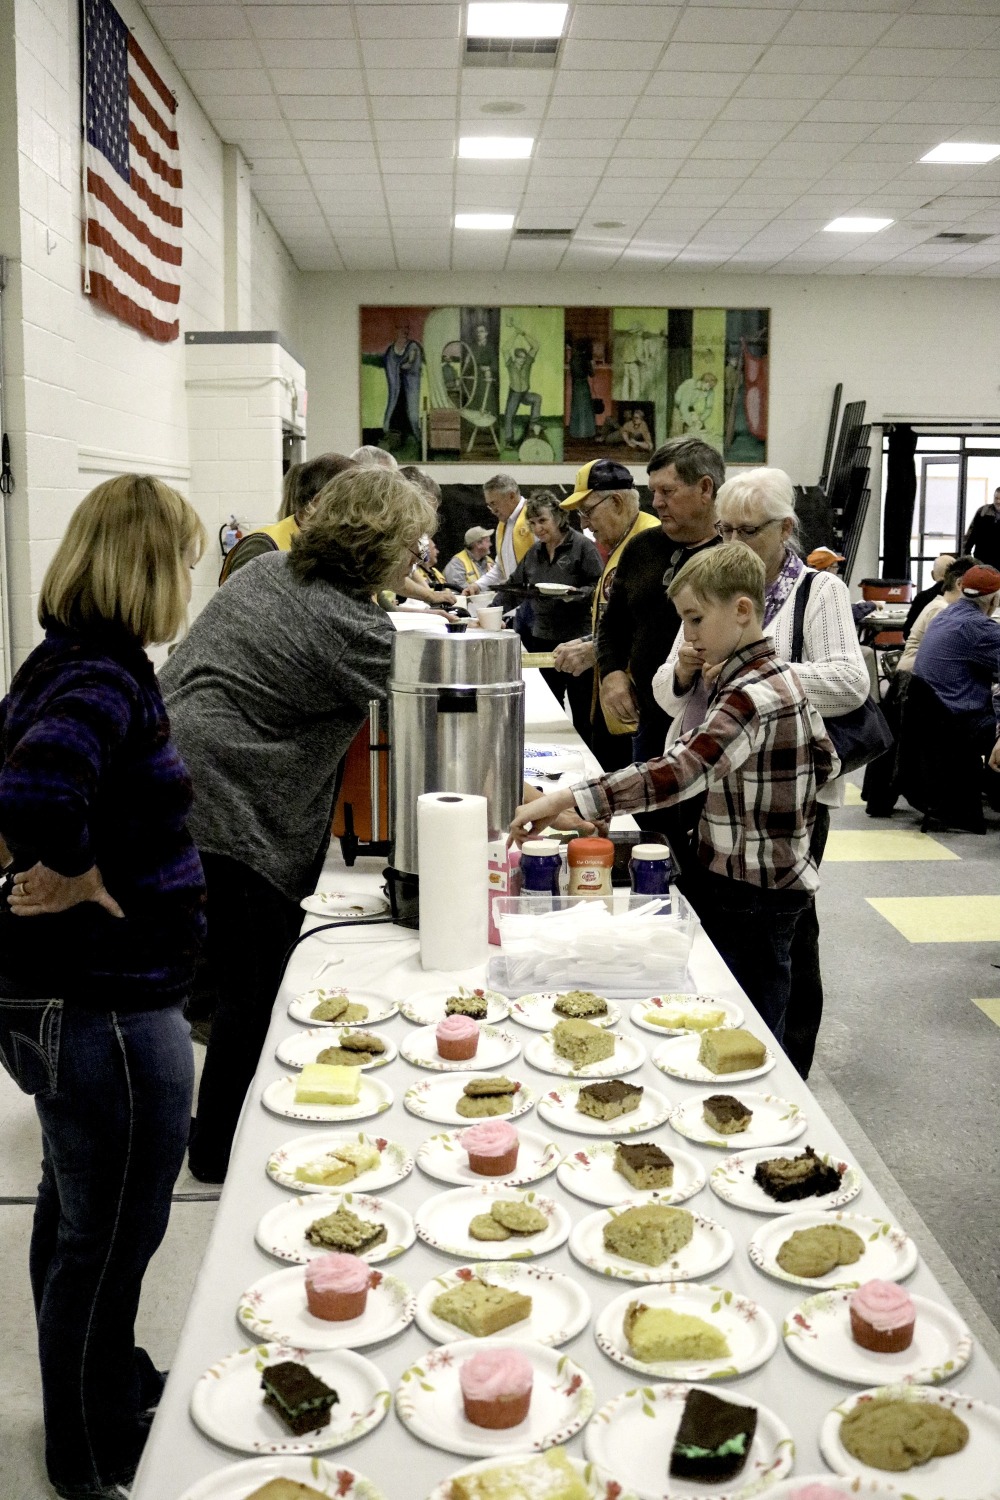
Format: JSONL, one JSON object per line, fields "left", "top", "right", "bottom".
{"left": 519, "top": 838, "right": 563, "bottom": 905}
{"left": 629, "top": 843, "right": 672, "bottom": 909}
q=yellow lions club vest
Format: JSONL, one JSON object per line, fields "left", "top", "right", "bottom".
{"left": 494, "top": 505, "right": 534, "bottom": 575}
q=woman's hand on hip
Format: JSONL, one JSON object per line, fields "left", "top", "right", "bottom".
{"left": 8, "top": 862, "right": 125, "bottom": 918}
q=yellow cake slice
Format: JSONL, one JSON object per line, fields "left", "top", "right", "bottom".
{"left": 449, "top": 1447, "right": 590, "bottom": 1500}
{"left": 645, "top": 1006, "right": 727, "bottom": 1031}
{"left": 697, "top": 1027, "right": 767, "bottom": 1074}
{"left": 293, "top": 1063, "right": 360, "bottom": 1106}
{"left": 602, "top": 1205, "right": 694, "bottom": 1266}
{"left": 551, "top": 1018, "right": 615, "bottom": 1067}
{"left": 623, "top": 1302, "right": 731, "bottom": 1362}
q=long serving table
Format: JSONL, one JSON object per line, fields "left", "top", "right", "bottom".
{"left": 134, "top": 671, "right": 1000, "bottom": 1500}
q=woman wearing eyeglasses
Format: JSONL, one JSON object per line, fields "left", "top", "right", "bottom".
{"left": 653, "top": 466, "right": 869, "bottom": 1080}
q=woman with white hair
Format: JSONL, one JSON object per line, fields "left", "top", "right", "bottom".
{"left": 653, "top": 465, "right": 869, "bottom": 1079}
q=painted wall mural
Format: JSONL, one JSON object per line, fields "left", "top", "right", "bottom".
{"left": 360, "top": 305, "right": 769, "bottom": 466}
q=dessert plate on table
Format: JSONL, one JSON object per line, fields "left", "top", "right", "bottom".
{"left": 404, "top": 1073, "right": 537, "bottom": 1125}
{"left": 557, "top": 1141, "right": 706, "bottom": 1208}
{"left": 427, "top": 1454, "right": 623, "bottom": 1500}
{"left": 395, "top": 1338, "right": 594, "bottom": 1458}
{"left": 537, "top": 1081, "right": 672, "bottom": 1137}
{"left": 189, "top": 1343, "right": 390, "bottom": 1456}
{"left": 710, "top": 1145, "right": 862, "bottom": 1215}
{"left": 400, "top": 1023, "right": 521, "bottom": 1073}
{"left": 275, "top": 1029, "right": 399, "bottom": 1072}
{"left": 415, "top": 1262, "right": 591, "bottom": 1349}
{"left": 509, "top": 992, "right": 620, "bottom": 1031}
{"left": 300, "top": 890, "right": 390, "bottom": 919}
{"left": 749, "top": 1210, "right": 918, "bottom": 1290}
{"left": 784, "top": 1289, "right": 973, "bottom": 1387}
{"left": 669, "top": 1092, "right": 807, "bottom": 1150}
{"left": 765, "top": 1479, "right": 900, "bottom": 1498}
{"left": 569, "top": 1202, "right": 734, "bottom": 1284}
{"left": 400, "top": 986, "right": 509, "bottom": 1026}
{"left": 630, "top": 993, "right": 744, "bottom": 1036}
{"left": 261, "top": 1074, "right": 393, "bottom": 1125}
{"left": 177, "top": 1456, "right": 387, "bottom": 1500}
{"left": 288, "top": 989, "right": 399, "bottom": 1027}
{"left": 595, "top": 1281, "right": 778, "bottom": 1382}
{"left": 415, "top": 1185, "right": 571, "bottom": 1261}
{"left": 820, "top": 1384, "right": 1000, "bottom": 1499}
{"left": 416, "top": 1127, "right": 560, "bottom": 1188}
{"left": 652, "top": 1033, "right": 776, "bottom": 1084}
{"left": 584, "top": 1382, "right": 793, "bottom": 1500}
{"left": 255, "top": 1191, "right": 415, "bottom": 1265}
{"left": 236, "top": 1266, "right": 416, "bottom": 1351}
{"left": 525, "top": 1031, "right": 646, "bottom": 1079}
{"left": 265, "top": 1131, "right": 412, "bottom": 1195}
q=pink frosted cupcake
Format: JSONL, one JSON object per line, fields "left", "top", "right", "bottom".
{"left": 849, "top": 1279, "right": 915, "bottom": 1353}
{"left": 459, "top": 1346, "right": 534, "bottom": 1429}
{"left": 460, "top": 1120, "right": 519, "bottom": 1176}
{"left": 436, "top": 1014, "right": 479, "bottom": 1061}
{"left": 305, "top": 1253, "right": 372, "bottom": 1322}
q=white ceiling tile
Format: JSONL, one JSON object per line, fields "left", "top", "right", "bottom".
{"left": 150, "top": 6, "right": 250, "bottom": 41}
{"left": 370, "top": 97, "right": 457, "bottom": 119}
{"left": 647, "top": 69, "right": 741, "bottom": 98}
{"left": 559, "top": 39, "right": 653, "bottom": 69}
{"left": 633, "top": 95, "right": 723, "bottom": 120}
{"left": 735, "top": 73, "right": 838, "bottom": 99}
{"left": 688, "top": 140, "right": 772, "bottom": 160}
{"left": 459, "top": 68, "right": 555, "bottom": 97}
{"left": 824, "top": 74, "right": 924, "bottom": 100}
{"left": 535, "top": 138, "right": 620, "bottom": 157}
{"left": 355, "top": 6, "right": 461, "bottom": 40}
{"left": 891, "top": 103, "right": 989, "bottom": 125}
{"left": 166, "top": 40, "right": 259, "bottom": 69}
{"left": 366, "top": 69, "right": 459, "bottom": 96}
{"left": 206, "top": 97, "right": 284, "bottom": 123}
{"left": 245, "top": 5, "right": 357, "bottom": 39}
{"left": 258, "top": 40, "right": 361, "bottom": 69}
{"left": 670, "top": 6, "right": 785, "bottom": 42}
{"left": 282, "top": 97, "right": 369, "bottom": 120}
{"left": 270, "top": 70, "right": 364, "bottom": 95}
{"left": 721, "top": 97, "right": 814, "bottom": 122}
{"left": 361, "top": 39, "right": 460, "bottom": 69}
{"left": 661, "top": 41, "right": 766, "bottom": 70}
{"left": 504, "top": 240, "right": 567, "bottom": 269}
{"left": 285, "top": 119, "right": 373, "bottom": 139}
{"left": 291, "top": 123, "right": 376, "bottom": 144}
{"left": 805, "top": 99, "right": 900, "bottom": 122}
{"left": 919, "top": 76, "right": 1000, "bottom": 104}
{"left": 551, "top": 70, "right": 651, "bottom": 95}
{"left": 773, "top": 10, "right": 898, "bottom": 45}
{"left": 182, "top": 68, "right": 272, "bottom": 95}
{"left": 547, "top": 96, "right": 634, "bottom": 118}
{"left": 851, "top": 48, "right": 970, "bottom": 76}
{"left": 529, "top": 158, "right": 608, "bottom": 178}
{"left": 679, "top": 157, "right": 762, "bottom": 177}
{"left": 784, "top": 122, "right": 875, "bottom": 143}
{"left": 757, "top": 44, "right": 866, "bottom": 72}
{"left": 878, "top": 13, "right": 1000, "bottom": 45}
{"left": 375, "top": 121, "right": 457, "bottom": 139}
{"left": 570, "top": 6, "right": 681, "bottom": 41}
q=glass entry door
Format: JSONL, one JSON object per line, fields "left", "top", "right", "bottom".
{"left": 913, "top": 457, "right": 961, "bottom": 589}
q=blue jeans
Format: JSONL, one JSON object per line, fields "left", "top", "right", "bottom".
{"left": 0, "top": 999, "right": 193, "bottom": 1499}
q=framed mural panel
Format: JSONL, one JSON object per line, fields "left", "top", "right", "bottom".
{"left": 360, "top": 305, "right": 769, "bottom": 465}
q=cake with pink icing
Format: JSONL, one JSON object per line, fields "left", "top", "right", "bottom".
{"left": 849, "top": 1279, "right": 915, "bottom": 1353}
{"left": 459, "top": 1346, "right": 534, "bottom": 1429}
{"left": 304, "top": 1252, "right": 372, "bottom": 1322}
{"left": 786, "top": 1486, "right": 850, "bottom": 1500}
{"left": 436, "top": 1014, "right": 480, "bottom": 1061}
{"left": 459, "top": 1120, "right": 520, "bottom": 1176}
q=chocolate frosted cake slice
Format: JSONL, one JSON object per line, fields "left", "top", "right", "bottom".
{"left": 702, "top": 1094, "right": 752, "bottom": 1135}
{"left": 753, "top": 1145, "right": 844, "bottom": 1203}
{"left": 614, "top": 1141, "right": 674, "bottom": 1189}
{"left": 669, "top": 1388, "right": 757, "bottom": 1482}
{"left": 261, "top": 1361, "right": 339, "bottom": 1436}
{"left": 576, "top": 1079, "right": 643, "bottom": 1120}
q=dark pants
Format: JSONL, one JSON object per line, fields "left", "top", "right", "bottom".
{"left": 187, "top": 852, "right": 304, "bottom": 1182}
{"left": 523, "top": 633, "right": 595, "bottom": 746}
{"left": 782, "top": 805, "right": 830, "bottom": 1079}
{"left": 0, "top": 999, "right": 192, "bottom": 1499}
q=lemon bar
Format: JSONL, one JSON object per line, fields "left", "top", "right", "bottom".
{"left": 551, "top": 1018, "right": 615, "bottom": 1067}
{"left": 449, "top": 1447, "right": 590, "bottom": 1500}
{"left": 646, "top": 1006, "right": 726, "bottom": 1031}
{"left": 293, "top": 1063, "right": 360, "bottom": 1106}
{"left": 623, "top": 1303, "right": 730, "bottom": 1363}
{"left": 697, "top": 1027, "right": 766, "bottom": 1075}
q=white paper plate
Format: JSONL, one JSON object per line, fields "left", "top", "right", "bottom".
{"left": 265, "top": 1131, "right": 412, "bottom": 1195}
{"left": 275, "top": 1029, "right": 399, "bottom": 1072}
{"left": 710, "top": 1145, "right": 862, "bottom": 1216}
{"left": 652, "top": 1033, "right": 776, "bottom": 1084}
{"left": 300, "top": 890, "right": 390, "bottom": 919}
{"left": 820, "top": 1384, "right": 1000, "bottom": 1499}
{"left": 535, "top": 581, "right": 574, "bottom": 595}
{"left": 415, "top": 1185, "right": 571, "bottom": 1261}
{"left": 525, "top": 1030, "right": 646, "bottom": 1079}
{"left": 557, "top": 1141, "right": 706, "bottom": 1208}
{"left": 189, "top": 1343, "right": 390, "bottom": 1456}
{"left": 584, "top": 1382, "right": 794, "bottom": 1500}
{"left": 417, "top": 1127, "right": 560, "bottom": 1189}
{"left": 784, "top": 1289, "right": 973, "bottom": 1387}
{"left": 764, "top": 1478, "right": 900, "bottom": 1499}
{"left": 177, "top": 1456, "right": 387, "bottom": 1500}
{"left": 630, "top": 994, "right": 745, "bottom": 1036}
{"left": 255, "top": 1191, "right": 415, "bottom": 1265}
{"left": 426, "top": 1454, "right": 622, "bottom": 1500}
{"left": 395, "top": 1338, "right": 594, "bottom": 1458}
{"left": 401, "top": 1023, "right": 522, "bottom": 1073}
{"left": 569, "top": 1202, "right": 734, "bottom": 1284}
{"left": 749, "top": 1210, "right": 919, "bottom": 1290}
{"left": 595, "top": 1281, "right": 778, "bottom": 1382}
{"left": 404, "top": 1073, "right": 537, "bottom": 1125}
{"left": 236, "top": 1265, "right": 416, "bottom": 1351}
{"left": 261, "top": 1074, "right": 393, "bottom": 1124}
{"left": 537, "top": 1081, "right": 672, "bottom": 1137}
{"left": 509, "top": 992, "right": 620, "bottom": 1031}
{"left": 288, "top": 989, "right": 399, "bottom": 1027}
{"left": 669, "top": 1092, "right": 807, "bottom": 1150}
{"left": 400, "top": 987, "right": 510, "bottom": 1026}
{"left": 415, "top": 1262, "right": 591, "bottom": 1348}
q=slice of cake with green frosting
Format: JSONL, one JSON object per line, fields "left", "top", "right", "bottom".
{"left": 669, "top": 1388, "right": 757, "bottom": 1481}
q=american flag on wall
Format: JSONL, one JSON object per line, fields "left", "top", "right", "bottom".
{"left": 82, "top": 0, "right": 182, "bottom": 342}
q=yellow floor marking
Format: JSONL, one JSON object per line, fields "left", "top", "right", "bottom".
{"left": 867, "top": 895, "right": 1000, "bottom": 942}
{"left": 972, "top": 999, "right": 1000, "bottom": 1027}
{"left": 825, "top": 830, "right": 958, "bottom": 862}
{"left": 844, "top": 783, "right": 864, "bottom": 806}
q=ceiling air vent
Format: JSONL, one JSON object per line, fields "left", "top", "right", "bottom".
{"left": 465, "top": 36, "right": 560, "bottom": 68}
{"left": 930, "top": 232, "right": 993, "bottom": 244}
{"left": 513, "top": 227, "right": 573, "bottom": 240}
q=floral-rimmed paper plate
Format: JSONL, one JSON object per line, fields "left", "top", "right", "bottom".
{"left": 177, "top": 1456, "right": 387, "bottom": 1500}
{"left": 255, "top": 1191, "right": 415, "bottom": 1266}
{"left": 557, "top": 1141, "right": 706, "bottom": 1208}
{"left": 569, "top": 1202, "right": 734, "bottom": 1284}
{"left": 669, "top": 1093, "right": 807, "bottom": 1150}
{"left": 426, "top": 1453, "right": 635, "bottom": 1500}
{"left": 595, "top": 1282, "right": 778, "bottom": 1383}
{"left": 404, "top": 1073, "right": 536, "bottom": 1125}
{"left": 509, "top": 992, "right": 620, "bottom": 1032}
{"left": 189, "top": 1343, "right": 390, "bottom": 1456}
{"left": 265, "top": 1131, "right": 412, "bottom": 1196}
{"left": 710, "top": 1145, "right": 862, "bottom": 1216}
{"left": 630, "top": 994, "right": 744, "bottom": 1036}
{"left": 652, "top": 1033, "right": 776, "bottom": 1085}
{"left": 415, "top": 1185, "right": 571, "bottom": 1261}
{"left": 820, "top": 1384, "right": 1000, "bottom": 1499}
{"left": 537, "top": 1082, "right": 672, "bottom": 1137}
{"left": 395, "top": 1338, "right": 594, "bottom": 1458}
{"left": 401, "top": 1024, "right": 522, "bottom": 1073}
{"left": 300, "top": 890, "right": 390, "bottom": 919}
{"left": 784, "top": 1289, "right": 973, "bottom": 1387}
{"left": 288, "top": 989, "right": 399, "bottom": 1028}
{"left": 763, "top": 1478, "right": 901, "bottom": 1498}
{"left": 236, "top": 1266, "right": 416, "bottom": 1351}
{"left": 261, "top": 1075, "right": 393, "bottom": 1125}
{"left": 748, "top": 1210, "right": 918, "bottom": 1291}
{"left": 417, "top": 1127, "right": 560, "bottom": 1189}
{"left": 525, "top": 1031, "right": 646, "bottom": 1079}
{"left": 275, "top": 1029, "right": 398, "bottom": 1072}
{"left": 415, "top": 1263, "right": 591, "bottom": 1349}
{"left": 400, "top": 987, "right": 510, "bottom": 1026}
{"left": 584, "top": 1382, "right": 794, "bottom": 1500}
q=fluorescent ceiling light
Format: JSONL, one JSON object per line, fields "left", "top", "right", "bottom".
{"left": 824, "top": 216, "right": 894, "bottom": 233}
{"left": 467, "top": 3, "right": 568, "bottom": 39}
{"left": 455, "top": 212, "right": 515, "bottom": 230}
{"left": 920, "top": 142, "right": 1000, "bottom": 165}
{"left": 459, "top": 136, "right": 534, "bottom": 159}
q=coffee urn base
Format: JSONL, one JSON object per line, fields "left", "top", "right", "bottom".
{"left": 384, "top": 865, "right": 419, "bottom": 929}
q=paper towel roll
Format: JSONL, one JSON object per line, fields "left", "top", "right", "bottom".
{"left": 417, "top": 792, "right": 489, "bottom": 972}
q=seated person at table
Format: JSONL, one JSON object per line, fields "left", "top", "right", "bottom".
{"left": 896, "top": 554, "right": 974, "bottom": 674}
{"left": 510, "top": 543, "right": 839, "bottom": 1045}
{"left": 911, "top": 563, "right": 1000, "bottom": 759}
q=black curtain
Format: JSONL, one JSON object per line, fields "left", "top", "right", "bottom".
{"left": 881, "top": 424, "right": 918, "bottom": 579}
